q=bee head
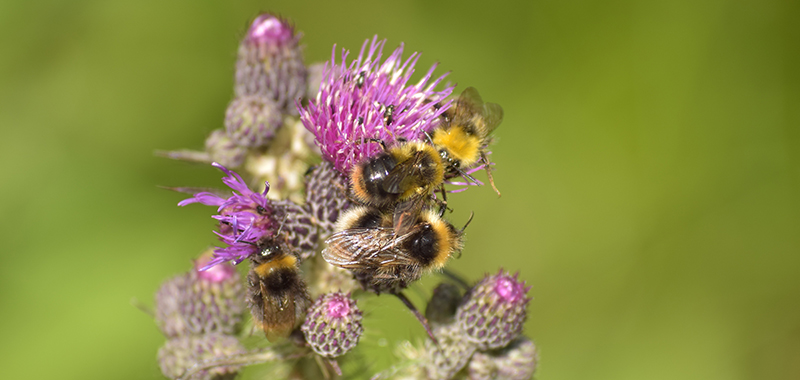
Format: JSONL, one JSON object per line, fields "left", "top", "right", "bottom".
{"left": 258, "top": 241, "right": 282, "bottom": 259}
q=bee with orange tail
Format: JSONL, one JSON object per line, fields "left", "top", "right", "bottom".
{"left": 246, "top": 237, "right": 311, "bottom": 341}
{"left": 431, "top": 86, "right": 504, "bottom": 196}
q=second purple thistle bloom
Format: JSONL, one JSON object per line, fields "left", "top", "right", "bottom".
{"left": 298, "top": 36, "right": 454, "bottom": 176}
{"left": 178, "top": 163, "right": 317, "bottom": 269}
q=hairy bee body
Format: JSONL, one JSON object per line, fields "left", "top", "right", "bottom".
{"left": 323, "top": 207, "right": 462, "bottom": 294}
{"left": 431, "top": 87, "right": 503, "bottom": 194}
{"left": 246, "top": 239, "right": 310, "bottom": 341}
{"left": 350, "top": 140, "right": 444, "bottom": 209}
{"left": 432, "top": 87, "right": 503, "bottom": 169}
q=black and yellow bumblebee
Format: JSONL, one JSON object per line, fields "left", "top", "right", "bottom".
{"left": 246, "top": 237, "right": 311, "bottom": 341}
{"left": 322, "top": 205, "right": 468, "bottom": 341}
{"left": 349, "top": 140, "right": 445, "bottom": 234}
{"left": 430, "top": 87, "right": 504, "bottom": 195}
{"left": 322, "top": 205, "right": 464, "bottom": 294}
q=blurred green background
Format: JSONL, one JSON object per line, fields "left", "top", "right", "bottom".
{"left": 1, "top": 0, "right": 798, "bottom": 379}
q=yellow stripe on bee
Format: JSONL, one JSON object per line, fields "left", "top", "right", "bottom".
{"left": 254, "top": 254, "right": 297, "bottom": 277}
{"left": 424, "top": 210, "right": 458, "bottom": 270}
{"left": 432, "top": 127, "right": 481, "bottom": 167}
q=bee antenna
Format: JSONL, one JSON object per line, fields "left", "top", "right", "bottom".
{"left": 359, "top": 138, "right": 387, "bottom": 151}
{"left": 422, "top": 130, "right": 435, "bottom": 145}
{"left": 459, "top": 211, "right": 475, "bottom": 234}
{"left": 455, "top": 166, "right": 480, "bottom": 185}
{"left": 275, "top": 212, "right": 290, "bottom": 236}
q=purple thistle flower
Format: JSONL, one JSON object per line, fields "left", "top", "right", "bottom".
{"left": 298, "top": 36, "right": 455, "bottom": 175}
{"left": 178, "top": 163, "right": 281, "bottom": 268}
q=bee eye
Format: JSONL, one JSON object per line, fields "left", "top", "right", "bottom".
{"left": 256, "top": 205, "right": 267, "bottom": 214}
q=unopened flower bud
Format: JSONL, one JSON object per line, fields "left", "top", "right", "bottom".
{"left": 204, "top": 129, "right": 247, "bottom": 168}
{"left": 224, "top": 95, "right": 283, "bottom": 148}
{"left": 467, "top": 337, "right": 538, "bottom": 380}
{"left": 303, "top": 161, "right": 354, "bottom": 235}
{"left": 456, "top": 270, "right": 531, "bottom": 350}
{"left": 301, "top": 292, "right": 363, "bottom": 358}
{"left": 425, "top": 282, "right": 464, "bottom": 326}
{"left": 154, "top": 251, "right": 245, "bottom": 337}
{"left": 424, "top": 323, "right": 476, "bottom": 380}
{"left": 157, "top": 333, "right": 244, "bottom": 380}
{"left": 235, "top": 14, "right": 306, "bottom": 114}
{"left": 155, "top": 273, "right": 191, "bottom": 338}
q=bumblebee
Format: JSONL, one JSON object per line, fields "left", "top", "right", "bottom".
{"left": 323, "top": 205, "right": 467, "bottom": 341}
{"left": 246, "top": 237, "right": 311, "bottom": 341}
{"left": 323, "top": 206, "right": 463, "bottom": 294}
{"left": 349, "top": 140, "right": 445, "bottom": 234}
{"left": 431, "top": 87, "right": 504, "bottom": 195}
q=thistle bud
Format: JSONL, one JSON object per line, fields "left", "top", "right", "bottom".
{"left": 157, "top": 333, "right": 244, "bottom": 380}
{"left": 303, "top": 161, "right": 354, "bottom": 235}
{"left": 235, "top": 14, "right": 306, "bottom": 114}
{"left": 155, "top": 273, "right": 191, "bottom": 338}
{"left": 456, "top": 270, "right": 531, "bottom": 350}
{"left": 425, "top": 282, "right": 464, "bottom": 326}
{"left": 424, "top": 323, "right": 477, "bottom": 380}
{"left": 467, "top": 337, "right": 539, "bottom": 380}
{"left": 204, "top": 129, "right": 247, "bottom": 168}
{"left": 224, "top": 95, "right": 283, "bottom": 148}
{"left": 154, "top": 251, "right": 245, "bottom": 337}
{"left": 301, "top": 292, "right": 363, "bottom": 358}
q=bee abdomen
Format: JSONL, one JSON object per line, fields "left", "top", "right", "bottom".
{"left": 352, "top": 153, "right": 399, "bottom": 206}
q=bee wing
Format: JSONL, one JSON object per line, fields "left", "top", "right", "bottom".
{"left": 381, "top": 153, "right": 426, "bottom": 194}
{"left": 451, "top": 87, "right": 485, "bottom": 125}
{"left": 392, "top": 194, "right": 425, "bottom": 236}
{"left": 259, "top": 282, "right": 295, "bottom": 341}
{"left": 323, "top": 227, "right": 422, "bottom": 269}
{"left": 482, "top": 102, "right": 504, "bottom": 134}
{"left": 458, "top": 87, "right": 485, "bottom": 109}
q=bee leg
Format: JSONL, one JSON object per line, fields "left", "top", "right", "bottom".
{"left": 358, "top": 138, "right": 387, "bottom": 151}
{"left": 436, "top": 183, "right": 450, "bottom": 217}
{"left": 481, "top": 152, "right": 501, "bottom": 197}
{"left": 394, "top": 292, "right": 438, "bottom": 344}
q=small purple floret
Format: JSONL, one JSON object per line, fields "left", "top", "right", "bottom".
{"left": 495, "top": 274, "right": 526, "bottom": 303}
{"left": 194, "top": 254, "right": 236, "bottom": 283}
{"left": 298, "top": 36, "right": 454, "bottom": 175}
{"left": 179, "top": 163, "right": 278, "bottom": 269}
{"left": 325, "top": 294, "right": 351, "bottom": 319}
{"left": 247, "top": 14, "right": 293, "bottom": 45}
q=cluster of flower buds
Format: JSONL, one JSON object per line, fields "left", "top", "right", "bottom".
{"left": 161, "top": 14, "right": 319, "bottom": 203}
{"left": 153, "top": 11, "right": 536, "bottom": 380}
{"left": 154, "top": 251, "right": 246, "bottom": 379}
{"left": 415, "top": 271, "right": 536, "bottom": 380}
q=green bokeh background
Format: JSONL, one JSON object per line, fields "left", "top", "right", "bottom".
{"left": 1, "top": 0, "right": 798, "bottom": 379}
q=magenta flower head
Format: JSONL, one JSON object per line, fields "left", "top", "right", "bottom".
{"left": 178, "top": 163, "right": 318, "bottom": 269}
{"left": 301, "top": 292, "right": 364, "bottom": 358}
{"left": 456, "top": 270, "right": 532, "bottom": 350}
{"left": 298, "top": 36, "right": 454, "bottom": 175}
